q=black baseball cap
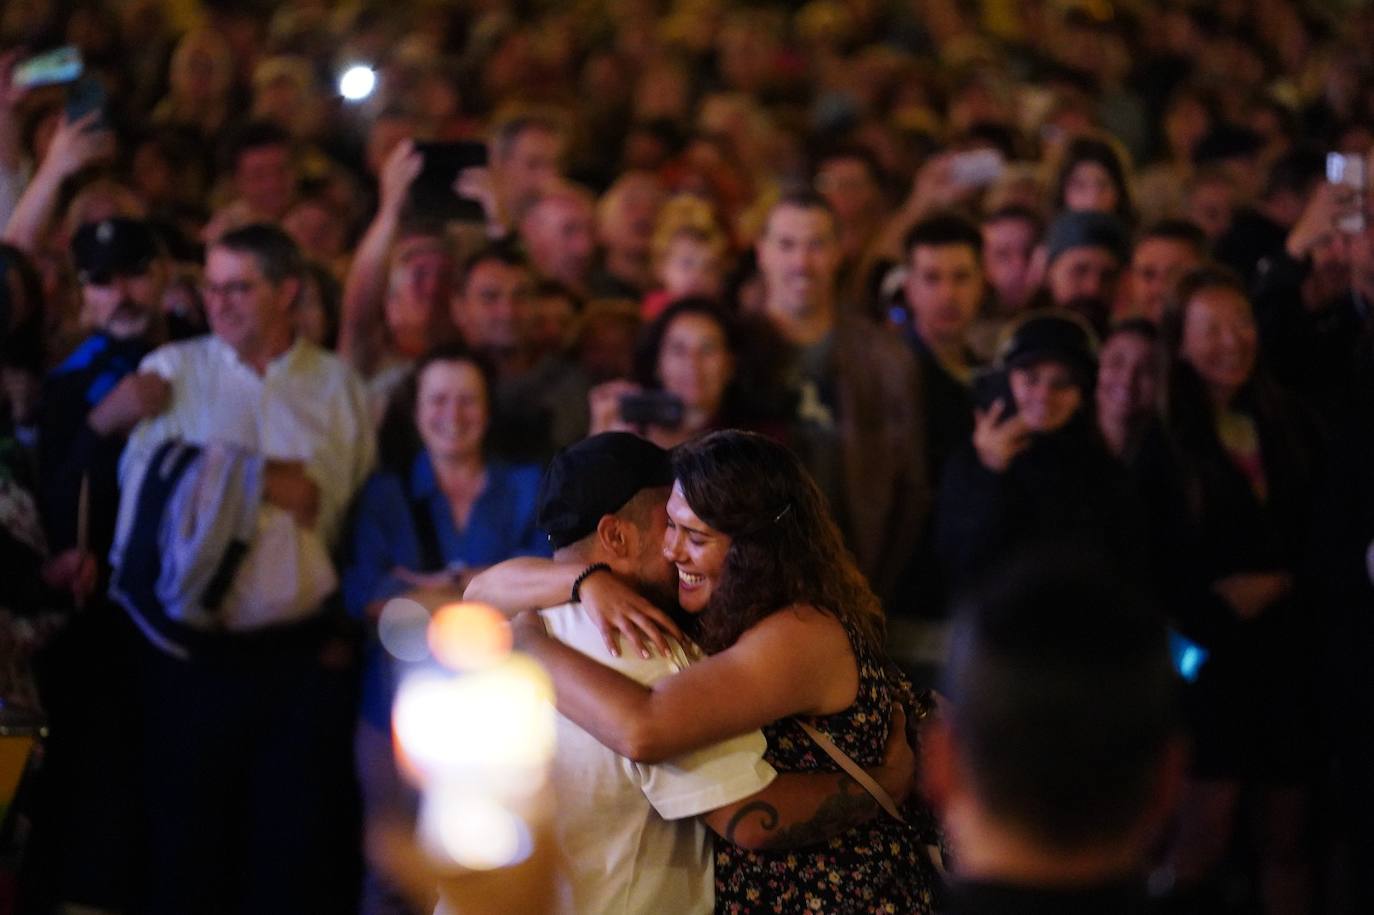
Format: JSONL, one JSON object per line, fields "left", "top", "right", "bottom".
{"left": 537, "top": 433, "right": 674, "bottom": 550}
{"left": 998, "top": 310, "right": 1099, "bottom": 385}
{"left": 71, "top": 218, "right": 159, "bottom": 285}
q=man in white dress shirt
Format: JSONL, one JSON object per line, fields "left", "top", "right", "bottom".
{"left": 111, "top": 223, "right": 373, "bottom": 914}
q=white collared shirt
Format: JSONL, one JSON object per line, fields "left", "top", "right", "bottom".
{"left": 115, "top": 335, "right": 374, "bottom": 638}
{"left": 123, "top": 335, "right": 373, "bottom": 543}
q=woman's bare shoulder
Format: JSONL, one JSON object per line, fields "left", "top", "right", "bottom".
{"left": 737, "top": 604, "right": 850, "bottom": 649}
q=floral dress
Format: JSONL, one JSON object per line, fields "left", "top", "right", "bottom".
{"left": 714, "top": 621, "right": 944, "bottom": 914}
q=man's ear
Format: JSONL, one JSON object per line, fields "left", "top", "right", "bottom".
{"left": 594, "top": 513, "right": 630, "bottom": 559}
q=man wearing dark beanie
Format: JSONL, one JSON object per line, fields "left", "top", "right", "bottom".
{"left": 1040, "top": 211, "right": 1130, "bottom": 314}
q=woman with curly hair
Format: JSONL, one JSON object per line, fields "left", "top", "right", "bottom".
{"left": 509, "top": 430, "right": 942, "bottom": 914}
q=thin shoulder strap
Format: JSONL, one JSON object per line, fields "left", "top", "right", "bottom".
{"left": 796, "top": 719, "right": 906, "bottom": 823}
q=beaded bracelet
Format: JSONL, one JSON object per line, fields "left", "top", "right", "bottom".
{"left": 570, "top": 562, "right": 612, "bottom": 603}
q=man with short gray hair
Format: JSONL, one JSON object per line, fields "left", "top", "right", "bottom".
{"left": 112, "top": 223, "right": 373, "bottom": 913}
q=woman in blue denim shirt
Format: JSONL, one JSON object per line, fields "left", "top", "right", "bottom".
{"left": 341, "top": 342, "right": 549, "bottom": 914}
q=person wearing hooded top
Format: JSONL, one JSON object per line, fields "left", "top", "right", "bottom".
{"left": 935, "top": 311, "right": 1146, "bottom": 593}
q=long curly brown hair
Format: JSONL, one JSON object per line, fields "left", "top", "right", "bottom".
{"left": 671, "top": 430, "right": 885, "bottom": 655}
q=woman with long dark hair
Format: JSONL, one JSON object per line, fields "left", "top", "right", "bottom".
{"left": 1096, "top": 318, "right": 1163, "bottom": 461}
{"left": 1155, "top": 267, "right": 1320, "bottom": 912}
{"left": 589, "top": 296, "right": 783, "bottom": 449}
{"left": 1051, "top": 133, "right": 1137, "bottom": 226}
{"left": 511, "top": 430, "right": 941, "bottom": 913}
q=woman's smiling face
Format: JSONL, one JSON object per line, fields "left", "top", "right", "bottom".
{"left": 662, "top": 482, "right": 732, "bottom": 614}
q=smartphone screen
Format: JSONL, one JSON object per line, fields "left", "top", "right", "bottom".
{"left": 1168, "top": 629, "right": 1209, "bottom": 683}
{"left": 971, "top": 368, "right": 1017, "bottom": 417}
{"left": 1327, "top": 152, "right": 1367, "bottom": 234}
{"left": 949, "top": 149, "right": 1005, "bottom": 188}
{"left": 64, "top": 76, "right": 107, "bottom": 129}
{"left": 13, "top": 46, "right": 83, "bottom": 89}
{"left": 409, "top": 141, "right": 488, "bottom": 223}
{"left": 619, "top": 390, "right": 685, "bottom": 428}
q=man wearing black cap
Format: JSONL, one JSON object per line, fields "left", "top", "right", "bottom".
{"left": 39, "top": 216, "right": 169, "bottom": 577}
{"left": 25, "top": 218, "right": 169, "bottom": 913}
{"left": 465, "top": 432, "right": 918, "bottom": 914}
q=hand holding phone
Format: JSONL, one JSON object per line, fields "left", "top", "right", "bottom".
{"left": 377, "top": 138, "right": 423, "bottom": 214}
{"left": 972, "top": 367, "right": 1016, "bottom": 415}
{"left": 42, "top": 105, "right": 114, "bottom": 178}
{"left": 1327, "top": 151, "right": 1367, "bottom": 234}
{"left": 619, "top": 390, "right": 685, "bottom": 429}
{"left": 64, "top": 76, "right": 107, "bottom": 130}
{"left": 948, "top": 149, "right": 1005, "bottom": 189}
{"left": 971, "top": 371, "right": 1029, "bottom": 473}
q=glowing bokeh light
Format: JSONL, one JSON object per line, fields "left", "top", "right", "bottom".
{"left": 378, "top": 597, "right": 431, "bottom": 663}
{"left": 392, "top": 658, "right": 555, "bottom": 791}
{"left": 423, "top": 790, "right": 532, "bottom": 870}
{"left": 338, "top": 65, "right": 376, "bottom": 101}
{"left": 428, "top": 602, "right": 512, "bottom": 671}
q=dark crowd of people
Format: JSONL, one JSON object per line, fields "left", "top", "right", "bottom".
{"left": 2, "top": 0, "right": 1374, "bottom": 912}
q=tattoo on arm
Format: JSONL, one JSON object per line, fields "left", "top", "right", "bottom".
{"left": 724, "top": 774, "right": 877, "bottom": 850}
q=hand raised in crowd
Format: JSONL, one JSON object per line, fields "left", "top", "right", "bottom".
{"left": 0, "top": 50, "right": 29, "bottom": 111}
{"left": 1212, "top": 571, "right": 1292, "bottom": 621}
{"left": 972, "top": 399, "right": 1031, "bottom": 473}
{"left": 378, "top": 138, "right": 423, "bottom": 216}
{"left": 88, "top": 372, "right": 172, "bottom": 436}
{"left": 904, "top": 151, "right": 978, "bottom": 218}
{"left": 263, "top": 460, "right": 321, "bottom": 529}
{"left": 1285, "top": 180, "right": 1347, "bottom": 261}
{"left": 874, "top": 705, "right": 915, "bottom": 806}
{"left": 454, "top": 165, "right": 505, "bottom": 237}
{"left": 40, "top": 110, "right": 115, "bottom": 179}
{"left": 577, "top": 568, "right": 686, "bottom": 660}
{"left": 587, "top": 379, "right": 644, "bottom": 435}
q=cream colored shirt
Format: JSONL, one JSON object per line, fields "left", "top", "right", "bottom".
{"left": 540, "top": 602, "right": 776, "bottom": 915}
{"left": 115, "top": 335, "right": 373, "bottom": 649}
